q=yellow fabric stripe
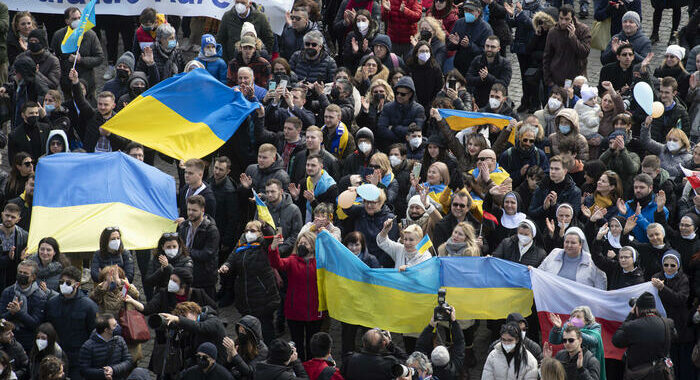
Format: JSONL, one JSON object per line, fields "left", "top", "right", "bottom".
{"left": 27, "top": 203, "right": 176, "bottom": 253}
{"left": 318, "top": 268, "right": 434, "bottom": 333}
{"left": 445, "top": 115, "right": 511, "bottom": 131}
{"left": 444, "top": 287, "right": 534, "bottom": 319}
{"left": 102, "top": 96, "right": 225, "bottom": 160}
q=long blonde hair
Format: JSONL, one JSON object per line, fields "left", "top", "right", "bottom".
{"left": 454, "top": 222, "right": 480, "bottom": 256}
{"left": 415, "top": 16, "right": 445, "bottom": 43}
{"left": 364, "top": 78, "right": 395, "bottom": 102}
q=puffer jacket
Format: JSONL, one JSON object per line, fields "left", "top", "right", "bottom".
{"left": 547, "top": 108, "right": 590, "bottom": 160}
{"left": 45, "top": 290, "right": 99, "bottom": 353}
{"left": 279, "top": 22, "right": 319, "bottom": 61}
{"left": 647, "top": 100, "right": 691, "bottom": 145}
{"left": 538, "top": 249, "right": 608, "bottom": 289}
{"left": 245, "top": 156, "right": 291, "bottom": 191}
{"left": 482, "top": 343, "right": 538, "bottom": 380}
{"left": 225, "top": 237, "right": 281, "bottom": 316}
{"left": 640, "top": 124, "right": 692, "bottom": 179}
{"left": 228, "top": 315, "right": 269, "bottom": 380}
{"left": 289, "top": 50, "right": 338, "bottom": 84}
{"left": 79, "top": 331, "right": 133, "bottom": 380}
{"left": 267, "top": 248, "right": 322, "bottom": 321}
{"left": 381, "top": 0, "right": 422, "bottom": 44}
{"left": 196, "top": 36, "right": 228, "bottom": 84}
{"left": 509, "top": 1, "right": 543, "bottom": 54}
{"left": 574, "top": 100, "right": 601, "bottom": 137}
{"left": 90, "top": 250, "right": 134, "bottom": 283}
{"left": 600, "top": 29, "right": 651, "bottom": 65}
{"left": 176, "top": 215, "right": 220, "bottom": 289}
{"left": 376, "top": 76, "right": 426, "bottom": 145}
{"left": 542, "top": 20, "right": 591, "bottom": 87}
{"left": 143, "top": 252, "right": 193, "bottom": 291}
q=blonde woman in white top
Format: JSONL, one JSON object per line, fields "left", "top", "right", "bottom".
{"left": 377, "top": 219, "right": 432, "bottom": 270}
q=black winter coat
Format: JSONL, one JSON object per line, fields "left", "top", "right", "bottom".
{"left": 612, "top": 313, "right": 676, "bottom": 368}
{"left": 45, "top": 291, "right": 99, "bottom": 353}
{"left": 226, "top": 315, "right": 269, "bottom": 380}
{"left": 79, "top": 332, "right": 133, "bottom": 380}
{"left": 143, "top": 288, "right": 217, "bottom": 316}
{"left": 253, "top": 360, "right": 309, "bottom": 380}
{"left": 493, "top": 235, "right": 548, "bottom": 267}
{"left": 177, "top": 216, "right": 220, "bottom": 289}
{"left": 225, "top": 241, "right": 281, "bottom": 316}
{"left": 590, "top": 238, "right": 645, "bottom": 290}
{"left": 416, "top": 321, "right": 464, "bottom": 380}
{"left": 143, "top": 253, "right": 193, "bottom": 292}
{"left": 176, "top": 307, "right": 227, "bottom": 364}
{"left": 206, "top": 176, "right": 240, "bottom": 250}
{"left": 177, "top": 183, "right": 217, "bottom": 219}
{"left": 465, "top": 53, "right": 512, "bottom": 108}
{"left": 652, "top": 271, "right": 691, "bottom": 343}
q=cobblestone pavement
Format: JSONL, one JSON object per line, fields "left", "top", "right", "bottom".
{"left": 83, "top": 2, "right": 690, "bottom": 377}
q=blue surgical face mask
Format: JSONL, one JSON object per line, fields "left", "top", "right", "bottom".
{"left": 664, "top": 272, "right": 677, "bottom": 279}
{"left": 558, "top": 124, "right": 571, "bottom": 134}
{"left": 167, "top": 39, "right": 177, "bottom": 50}
{"left": 464, "top": 12, "right": 476, "bottom": 23}
{"left": 44, "top": 104, "right": 56, "bottom": 113}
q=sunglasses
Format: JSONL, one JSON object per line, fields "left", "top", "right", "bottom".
{"left": 163, "top": 232, "right": 179, "bottom": 238}
{"left": 304, "top": 42, "right": 318, "bottom": 47}
{"left": 58, "top": 280, "right": 74, "bottom": 286}
{"left": 396, "top": 91, "right": 411, "bottom": 97}
{"left": 562, "top": 338, "right": 577, "bottom": 344}
{"left": 521, "top": 138, "right": 535, "bottom": 143}
{"left": 22, "top": 161, "right": 33, "bottom": 167}
{"left": 664, "top": 263, "right": 677, "bottom": 268}
{"left": 50, "top": 141, "right": 63, "bottom": 146}
{"left": 290, "top": 15, "right": 302, "bottom": 21}
{"left": 452, "top": 203, "right": 467, "bottom": 208}
{"left": 105, "top": 226, "right": 120, "bottom": 231}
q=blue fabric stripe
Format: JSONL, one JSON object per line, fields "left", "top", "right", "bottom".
{"left": 34, "top": 152, "right": 177, "bottom": 220}
{"left": 316, "top": 232, "right": 441, "bottom": 294}
{"left": 440, "top": 257, "right": 532, "bottom": 289}
{"left": 438, "top": 108, "right": 513, "bottom": 121}
{"left": 143, "top": 69, "right": 259, "bottom": 141}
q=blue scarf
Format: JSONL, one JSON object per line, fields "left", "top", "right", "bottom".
{"left": 306, "top": 170, "right": 336, "bottom": 222}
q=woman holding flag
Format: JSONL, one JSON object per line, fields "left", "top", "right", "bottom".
{"left": 408, "top": 161, "right": 453, "bottom": 214}
{"left": 377, "top": 220, "right": 433, "bottom": 271}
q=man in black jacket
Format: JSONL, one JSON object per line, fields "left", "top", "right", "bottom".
{"left": 178, "top": 158, "right": 217, "bottom": 219}
{"left": 552, "top": 326, "right": 600, "bottom": 380}
{"left": 415, "top": 306, "right": 465, "bottom": 380}
{"left": 288, "top": 126, "right": 340, "bottom": 184}
{"left": 181, "top": 342, "right": 233, "bottom": 380}
{"left": 289, "top": 154, "right": 338, "bottom": 223}
{"left": 79, "top": 313, "right": 133, "bottom": 380}
{"left": 0, "top": 203, "right": 28, "bottom": 290}
{"left": 8, "top": 102, "right": 49, "bottom": 161}
{"left": 255, "top": 339, "right": 309, "bottom": 379}
{"left": 465, "top": 36, "right": 512, "bottom": 108}
{"left": 158, "top": 302, "right": 227, "bottom": 365}
{"left": 433, "top": 192, "right": 488, "bottom": 249}
{"left": 528, "top": 155, "right": 582, "bottom": 223}
{"left": 342, "top": 328, "right": 407, "bottom": 380}
{"left": 612, "top": 292, "right": 676, "bottom": 377}
{"left": 176, "top": 195, "right": 220, "bottom": 299}
{"left": 206, "top": 156, "right": 239, "bottom": 260}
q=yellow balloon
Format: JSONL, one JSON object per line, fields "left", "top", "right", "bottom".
{"left": 652, "top": 101, "right": 664, "bottom": 118}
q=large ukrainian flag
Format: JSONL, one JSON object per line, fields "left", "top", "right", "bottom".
{"left": 61, "top": 0, "right": 97, "bottom": 54}
{"left": 439, "top": 109, "right": 514, "bottom": 131}
{"left": 102, "top": 68, "right": 260, "bottom": 161}
{"left": 27, "top": 152, "right": 178, "bottom": 253}
{"left": 441, "top": 256, "right": 533, "bottom": 319}
{"left": 316, "top": 231, "right": 440, "bottom": 333}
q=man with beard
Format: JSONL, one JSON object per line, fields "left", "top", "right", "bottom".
{"left": 206, "top": 156, "right": 239, "bottom": 261}
{"left": 618, "top": 173, "right": 669, "bottom": 244}
{"left": 542, "top": 5, "right": 591, "bottom": 88}
{"left": 499, "top": 124, "right": 549, "bottom": 187}
{"left": 289, "top": 30, "right": 337, "bottom": 84}
{"left": 465, "top": 36, "right": 512, "bottom": 108}
{"left": 0, "top": 203, "right": 28, "bottom": 290}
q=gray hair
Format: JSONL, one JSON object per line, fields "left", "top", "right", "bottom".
{"left": 19, "top": 259, "right": 38, "bottom": 275}
{"left": 431, "top": 346, "right": 450, "bottom": 367}
{"left": 517, "top": 124, "right": 539, "bottom": 140}
{"left": 238, "top": 66, "right": 254, "bottom": 78}
{"left": 156, "top": 24, "right": 176, "bottom": 41}
{"left": 303, "top": 30, "right": 324, "bottom": 44}
{"left": 406, "top": 351, "right": 433, "bottom": 375}
{"left": 647, "top": 222, "right": 665, "bottom": 237}
{"left": 570, "top": 305, "right": 596, "bottom": 325}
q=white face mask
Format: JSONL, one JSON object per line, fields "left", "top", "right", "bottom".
{"left": 501, "top": 342, "right": 516, "bottom": 352}
{"left": 548, "top": 97, "right": 562, "bottom": 110}
{"left": 164, "top": 248, "right": 178, "bottom": 258}
{"left": 358, "top": 142, "right": 372, "bottom": 154}
{"left": 70, "top": 20, "right": 80, "bottom": 30}
{"left": 108, "top": 239, "right": 121, "bottom": 251}
{"left": 235, "top": 3, "right": 247, "bottom": 14}
{"left": 167, "top": 279, "right": 180, "bottom": 293}
{"left": 36, "top": 338, "right": 48, "bottom": 351}
{"left": 356, "top": 21, "right": 369, "bottom": 34}
{"left": 682, "top": 232, "right": 696, "bottom": 240}
{"left": 409, "top": 137, "right": 422, "bottom": 149}
{"left": 521, "top": 331, "right": 526, "bottom": 339}
{"left": 666, "top": 141, "right": 680, "bottom": 152}
{"left": 245, "top": 231, "right": 259, "bottom": 243}
{"left": 517, "top": 234, "right": 532, "bottom": 246}
{"left": 489, "top": 98, "right": 502, "bottom": 109}
{"left": 389, "top": 155, "right": 402, "bottom": 167}
{"left": 59, "top": 283, "right": 74, "bottom": 296}
{"left": 558, "top": 221, "right": 569, "bottom": 230}
{"left": 417, "top": 52, "right": 431, "bottom": 63}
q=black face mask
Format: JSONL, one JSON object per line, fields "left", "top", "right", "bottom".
{"left": 26, "top": 116, "right": 38, "bottom": 126}
{"left": 17, "top": 274, "right": 30, "bottom": 286}
{"left": 116, "top": 68, "right": 130, "bottom": 81}
{"left": 330, "top": 87, "right": 341, "bottom": 99}
{"left": 420, "top": 30, "right": 432, "bottom": 41}
{"left": 372, "top": 93, "right": 385, "bottom": 103}
{"left": 297, "top": 245, "right": 310, "bottom": 257}
{"left": 131, "top": 86, "right": 146, "bottom": 97}
{"left": 238, "top": 332, "right": 250, "bottom": 345}
{"left": 28, "top": 42, "right": 42, "bottom": 53}
{"left": 197, "top": 356, "right": 210, "bottom": 370}
{"left": 305, "top": 48, "right": 318, "bottom": 58}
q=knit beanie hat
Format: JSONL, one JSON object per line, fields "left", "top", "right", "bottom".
{"left": 241, "top": 22, "right": 257, "bottom": 38}
{"left": 268, "top": 339, "right": 293, "bottom": 365}
{"left": 116, "top": 51, "right": 135, "bottom": 72}
{"left": 197, "top": 342, "right": 218, "bottom": 359}
{"left": 621, "top": 11, "right": 641, "bottom": 28}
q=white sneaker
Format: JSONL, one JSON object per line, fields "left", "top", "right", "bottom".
{"left": 102, "top": 65, "right": 115, "bottom": 80}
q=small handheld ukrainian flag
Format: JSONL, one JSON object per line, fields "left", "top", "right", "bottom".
{"left": 438, "top": 109, "right": 513, "bottom": 131}
{"left": 416, "top": 234, "right": 433, "bottom": 255}
{"left": 254, "top": 190, "right": 276, "bottom": 229}
{"left": 61, "top": 0, "right": 97, "bottom": 54}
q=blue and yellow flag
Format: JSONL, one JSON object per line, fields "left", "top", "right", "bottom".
{"left": 254, "top": 190, "right": 276, "bottom": 229}
{"left": 441, "top": 257, "right": 533, "bottom": 319}
{"left": 316, "top": 231, "right": 440, "bottom": 333}
{"left": 439, "top": 109, "right": 513, "bottom": 131}
{"left": 416, "top": 235, "right": 433, "bottom": 255}
{"left": 102, "top": 69, "right": 260, "bottom": 160}
{"left": 28, "top": 152, "right": 177, "bottom": 253}
{"left": 61, "top": 0, "right": 97, "bottom": 54}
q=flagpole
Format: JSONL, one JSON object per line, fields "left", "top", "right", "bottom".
{"left": 71, "top": 51, "right": 80, "bottom": 70}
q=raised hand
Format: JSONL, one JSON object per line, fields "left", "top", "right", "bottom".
{"left": 548, "top": 312, "right": 562, "bottom": 328}
{"left": 616, "top": 198, "right": 628, "bottom": 215}
{"left": 240, "top": 173, "right": 253, "bottom": 189}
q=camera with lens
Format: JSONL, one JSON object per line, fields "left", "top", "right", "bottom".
{"left": 434, "top": 288, "right": 452, "bottom": 322}
{"left": 148, "top": 314, "right": 177, "bottom": 330}
{"left": 628, "top": 297, "right": 637, "bottom": 308}
{"left": 392, "top": 364, "right": 415, "bottom": 378}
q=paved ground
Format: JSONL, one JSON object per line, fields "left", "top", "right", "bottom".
{"left": 65, "top": 2, "right": 692, "bottom": 377}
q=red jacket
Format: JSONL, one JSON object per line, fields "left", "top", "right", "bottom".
{"left": 428, "top": 6, "right": 460, "bottom": 34}
{"left": 302, "top": 359, "right": 344, "bottom": 380}
{"left": 267, "top": 248, "right": 323, "bottom": 321}
{"left": 381, "top": 0, "right": 422, "bottom": 44}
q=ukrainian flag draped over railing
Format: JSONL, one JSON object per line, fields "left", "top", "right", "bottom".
{"left": 316, "top": 231, "right": 440, "bottom": 333}
{"left": 101, "top": 68, "right": 260, "bottom": 160}
{"left": 61, "top": 0, "right": 97, "bottom": 54}
{"left": 27, "top": 152, "right": 177, "bottom": 253}
{"left": 439, "top": 109, "right": 514, "bottom": 131}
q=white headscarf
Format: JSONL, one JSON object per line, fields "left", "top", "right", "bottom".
{"left": 519, "top": 219, "right": 537, "bottom": 238}
{"left": 501, "top": 192, "right": 527, "bottom": 229}
{"left": 607, "top": 217, "right": 622, "bottom": 249}
{"left": 564, "top": 226, "right": 590, "bottom": 255}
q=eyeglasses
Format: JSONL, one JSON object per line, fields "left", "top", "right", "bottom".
{"left": 22, "top": 161, "right": 33, "bottom": 167}
{"left": 163, "top": 232, "right": 179, "bottom": 238}
{"left": 304, "top": 42, "right": 318, "bottom": 47}
{"left": 290, "top": 15, "right": 302, "bottom": 21}
{"left": 452, "top": 203, "right": 467, "bottom": 208}
{"left": 562, "top": 338, "right": 577, "bottom": 344}
{"left": 664, "top": 263, "right": 677, "bottom": 268}
{"left": 396, "top": 91, "right": 411, "bottom": 97}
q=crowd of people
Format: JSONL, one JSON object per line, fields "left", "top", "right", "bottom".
{"left": 0, "top": 0, "right": 697, "bottom": 379}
